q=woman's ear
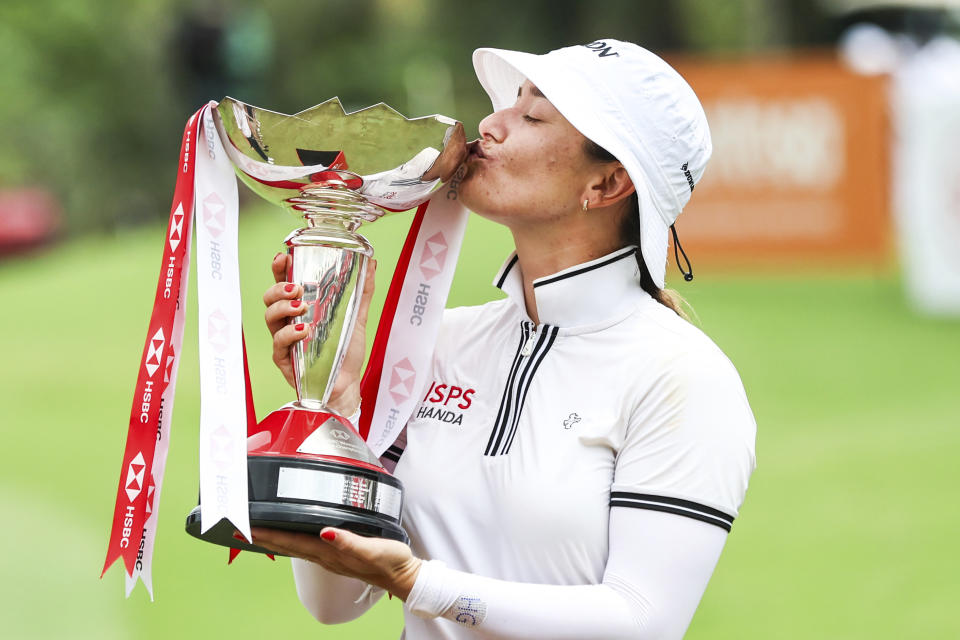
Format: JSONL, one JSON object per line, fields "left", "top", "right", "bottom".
{"left": 583, "top": 166, "right": 635, "bottom": 210}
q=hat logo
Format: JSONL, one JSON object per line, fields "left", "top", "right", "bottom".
{"left": 681, "top": 162, "right": 695, "bottom": 192}
{"left": 582, "top": 41, "right": 619, "bottom": 58}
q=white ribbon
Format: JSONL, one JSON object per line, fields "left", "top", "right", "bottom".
{"left": 195, "top": 105, "right": 251, "bottom": 539}
{"left": 367, "top": 185, "right": 469, "bottom": 456}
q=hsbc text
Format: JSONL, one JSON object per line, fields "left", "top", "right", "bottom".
{"left": 410, "top": 283, "right": 430, "bottom": 325}
{"left": 139, "top": 380, "right": 155, "bottom": 424}
{"left": 163, "top": 255, "right": 177, "bottom": 299}
{"left": 209, "top": 240, "right": 223, "bottom": 280}
{"left": 119, "top": 504, "right": 135, "bottom": 548}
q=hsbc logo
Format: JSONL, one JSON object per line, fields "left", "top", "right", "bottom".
{"left": 163, "top": 351, "right": 175, "bottom": 383}
{"left": 168, "top": 203, "right": 185, "bottom": 251}
{"left": 125, "top": 452, "right": 146, "bottom": 502}
{"left": 210, "top": 424, "right": 233, "bottom": 470}
{"left": 144, "top": 328, "right": 166, "bottom": 377}
{"left": 419, "top": 232, "right": 448, "bottom": 280}
{"left": 388, "top": 358, "right": 416, "bottom": 405}
{"left": 207, "top": 309, "right": 229, "bottom": 353}
{"left": 202, "top": 193, "right": 226, "bottom": 238}
{"left": 144, "top": 477, "right": 156, "bottom": 515}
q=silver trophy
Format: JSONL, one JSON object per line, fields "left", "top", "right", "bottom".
{"left": 185, "top": 97, "right": 465, "bottom": 552}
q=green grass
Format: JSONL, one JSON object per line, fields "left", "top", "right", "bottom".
{"left": 1, "top": 206, "right": 958, "bottom": 638}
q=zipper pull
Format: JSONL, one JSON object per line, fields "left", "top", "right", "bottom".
{"left": 520, "top": 325, "right": 537, "bottom": 357}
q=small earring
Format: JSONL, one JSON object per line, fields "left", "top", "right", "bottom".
{"left": 582, "top": 199, "right": 589, "bottom": 212}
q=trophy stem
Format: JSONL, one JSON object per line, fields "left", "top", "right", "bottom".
{"left": 284, "top": 182, "right": 376, "bottom": 414}
{"left": 286, "top": 174, "right": 383, "bottom": 229}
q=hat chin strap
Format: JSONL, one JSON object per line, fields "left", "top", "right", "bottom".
{"left": 670, "top": 224, "right": 694, "bottom": 282}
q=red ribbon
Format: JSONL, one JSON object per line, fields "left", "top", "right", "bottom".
{"left": 102, "top": 108, "right": 204, "bottom": 578}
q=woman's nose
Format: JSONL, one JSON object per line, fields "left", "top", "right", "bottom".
{"left": 478, "top": 109, "right": 507, "bottom": 143}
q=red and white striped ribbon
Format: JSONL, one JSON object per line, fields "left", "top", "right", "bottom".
{"left": 104, "top": 105, "right": 467, "bottom": 598}
{"left": 102, "top": 107, "right": 204, "bottom": 594}
{"left": 360, "top": 171, "right": 469, "bottom": 456}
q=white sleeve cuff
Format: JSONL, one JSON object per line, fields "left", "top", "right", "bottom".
{"left": 405, "top": 560, "right": 490, "bottom": 629}
{"left": 405, "top": 560, "right": 458, "bottom": 619}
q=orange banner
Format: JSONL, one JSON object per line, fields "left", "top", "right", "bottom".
{"left": 671, "top": 55, "right": 890, "bottom": 266}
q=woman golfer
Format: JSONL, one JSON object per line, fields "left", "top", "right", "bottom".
{"left": 256, "top": 39, "right": 756, "bottom": 639}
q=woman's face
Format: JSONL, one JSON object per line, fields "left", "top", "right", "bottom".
{"left": 458, "top": 81, "right": 598, "bottom": 226}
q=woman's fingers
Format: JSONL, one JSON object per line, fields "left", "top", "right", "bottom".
{"left": 338, "top": 260, "right": 376, "bottom": 369}
{"left": 249, "top": 527, "right": 347, "bottom": 571}
{"left": 272, "top": 322, "right": 308, "bottom": 366}
{"left": 355, "top": 260, "right": 377, "bottom": 331}
{"left": 271, "top": 251, "right": 290, "bottom": 284}
{"left": 263, "top": 280, "right": 302, "bottom": 308}
{"left": 247, "top": 526, "right": 419, "bottom": 598}
{"left": 264, "top": 286, "right": 305, "bottom": 335}
{"left": 325, "top": 260, "right": 376, "bottom": 414}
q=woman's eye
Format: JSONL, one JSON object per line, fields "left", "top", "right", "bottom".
{"left": 523, "top": 114, "right": 540, "bottom": 123}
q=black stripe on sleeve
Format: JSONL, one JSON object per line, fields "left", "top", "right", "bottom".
{"left": 609, "top": 492, "right": 735, "bottom": 532}
{"left": 381, "top": 445, "right": 404, "bottom": 463}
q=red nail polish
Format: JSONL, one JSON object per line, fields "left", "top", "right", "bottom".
{"left": 284, "top": 283, "right": 295, "bottom": 293}
{"left": 320, "top": 530, "right": 336, "bottom": 542}
{"left": 294, "top": 323, "right": 305, "bottom": 331}
{"left": 291, "top": 300, "right": 301, "bottom": 308}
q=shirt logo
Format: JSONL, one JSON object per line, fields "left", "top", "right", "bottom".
{"left": 563, "top": 413, "right": 581, "bottom": 429}
{"left": 415, "top": 380, "right": 477, "bottom": 426}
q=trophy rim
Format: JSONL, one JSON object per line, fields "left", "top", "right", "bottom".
{"left": 218, "top": 94, "right": 459, "bottom": 129}
{"left": 212, "top": 96, "right": 466, "bottom": 214}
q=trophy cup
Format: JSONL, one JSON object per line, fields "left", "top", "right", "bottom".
{"left": 184, "top": 97, "right": 465, "bottom": 554}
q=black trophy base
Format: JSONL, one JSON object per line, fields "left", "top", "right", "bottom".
{"left": 185, "top": 455, "right": 408, "bottom": 556}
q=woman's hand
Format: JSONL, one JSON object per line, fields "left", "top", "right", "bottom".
{"left": 248, "top": 526, "right": 422, "bottom": 601}
{"left": 263, "top": 252, "right": 377, "bottom": 415}
{"left": 263, "top": 252, "right": 305, "bottom": 389}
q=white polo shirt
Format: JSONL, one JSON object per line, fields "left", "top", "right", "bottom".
{"left": 385, "top": 247, "right": 756, "bottom": 636}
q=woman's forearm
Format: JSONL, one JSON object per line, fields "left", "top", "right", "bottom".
{"left": 404, "top": 509, "right": 727, "bottom": 639}
{"left": 291, "top": 558, "right": 383, "bottom": 623}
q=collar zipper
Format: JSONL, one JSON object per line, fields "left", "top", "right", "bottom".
{"left": 520, "top": 322, "right": 538, "bottom": 357}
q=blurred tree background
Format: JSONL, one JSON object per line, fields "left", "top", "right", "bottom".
{"left": 0, "top": 0, "right": 875, "bottom": 235}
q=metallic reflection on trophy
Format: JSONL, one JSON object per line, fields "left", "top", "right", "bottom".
{"left": 185, "top": 97, "right": 465, "bottom": 552}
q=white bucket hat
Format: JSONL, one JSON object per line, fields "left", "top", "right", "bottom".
{"left": 473, "top": 39, "right": 712, "bottom": 288}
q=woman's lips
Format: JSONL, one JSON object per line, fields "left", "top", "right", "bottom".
{"left": 467, "top": 139, "right": 489, "bottom": 160}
